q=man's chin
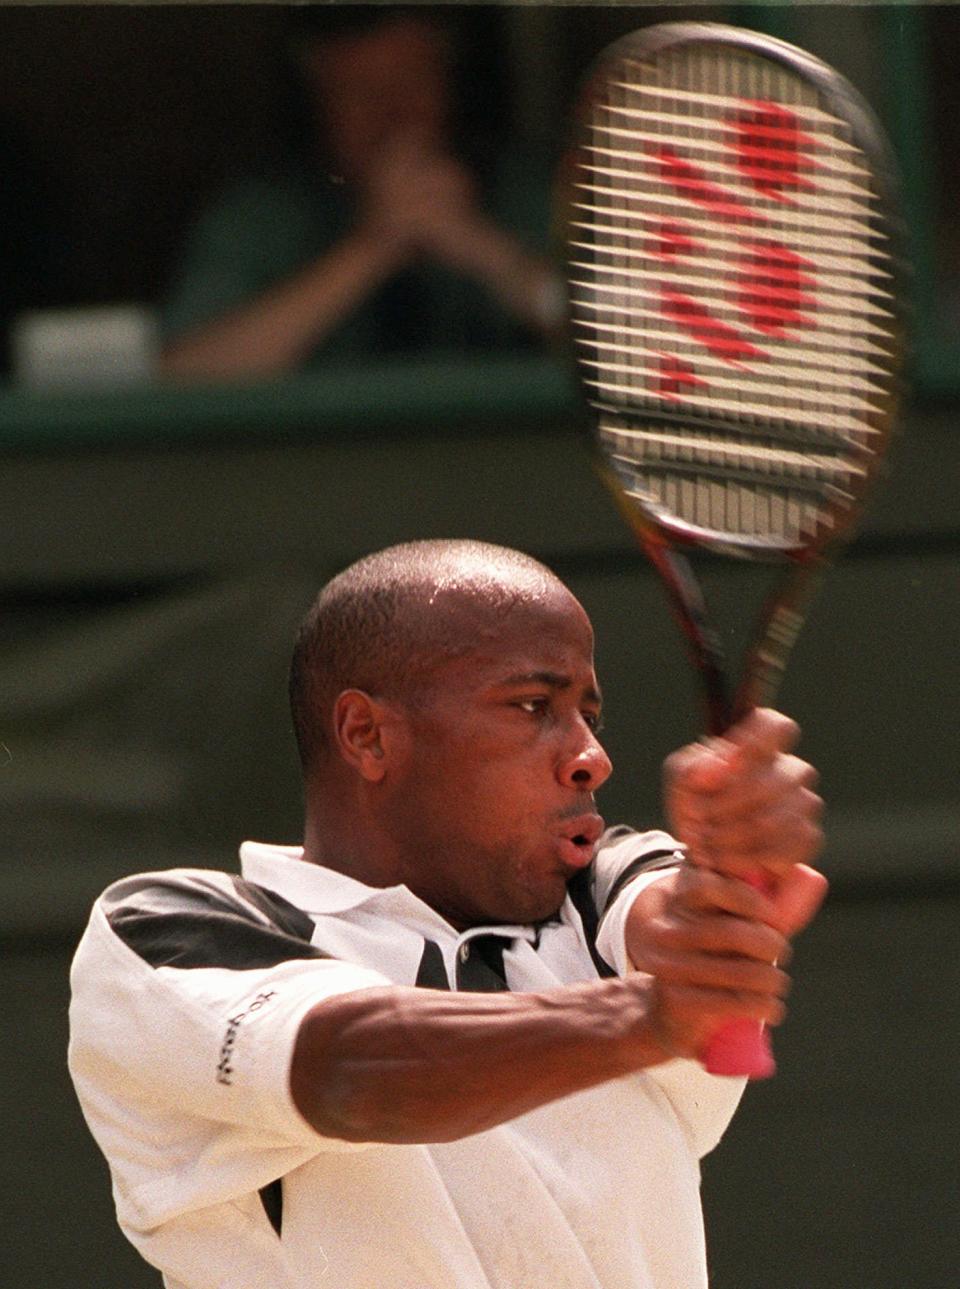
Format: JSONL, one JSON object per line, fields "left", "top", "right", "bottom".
{"left": 436, "top": 865, "right": 569, "bottom": 930}
{"left": 504, "top": 878, "right": 568, "bottom": 927}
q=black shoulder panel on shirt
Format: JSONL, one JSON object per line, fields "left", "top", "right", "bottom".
{"left": 228, "top": 875, "right": 319, "bottom": 942}
{"left": 103, "top": 872, "right": 331, "bottom": 970}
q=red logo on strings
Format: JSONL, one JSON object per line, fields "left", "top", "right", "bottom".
{"left": 728, "top": 101, "right": 819, "bottom": 203}
{"left": 736, "top": 241, "right": 817, "bottom": 337}
{"left": 655, "top": 220, "right": 698, "bottom": 260}
{"left": 648, "top": 100, "right": 818, "bottom": 397}
{"left": 653, "top": 146, "right": 759, "bottom": 222}
{"left": 661, "top": 289, "right": 766, "bottom": 363}
{"left": 655, "top": 352, "right": 708, "bottom": 400}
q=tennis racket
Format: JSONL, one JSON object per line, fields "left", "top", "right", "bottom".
{"left": 559, "top": 23, "right": 905, "bottom": 1077}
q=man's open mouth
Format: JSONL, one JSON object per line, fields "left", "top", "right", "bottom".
{"left": 556, "top": 814, "right": 604, "bottom": 869}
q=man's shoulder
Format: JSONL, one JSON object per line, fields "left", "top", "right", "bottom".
{"left": 591, "top": 827, "right": 684, "bottom": 915}
{"left": 595, "top": 825, "right": 684, "bottom": 865}
{"left": 96, "top": 866, "right": 261, "bottom": 923}
{"left": 89, "top": 867, "right": 326, "bottom": 972}
{"left": 98, "top": 865, "right": 235, "bottom": 901}
{"left": 194, "top": 167, "right": 340, "bottom": 239}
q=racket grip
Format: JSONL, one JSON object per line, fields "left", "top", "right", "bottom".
{"left": 702, "top": 1019, "right": 775, "bottom": 1079}
{"left": 702, "top": 869, "right": 777, "bottom": 1079}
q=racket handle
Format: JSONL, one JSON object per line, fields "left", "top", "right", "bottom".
{"left": 702, "top": 869, "right": 777, "bottom": 1079}
{"left": 702, "top": 1019, "right": 775, "bottom": 1079}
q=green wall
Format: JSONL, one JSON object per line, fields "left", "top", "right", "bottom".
{"left": 2, "top": 363, "right": 957, "bottom": 1287}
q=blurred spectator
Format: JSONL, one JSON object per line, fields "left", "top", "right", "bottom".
{"left": 160, "top": 9, "right": 562, "bottom": 382}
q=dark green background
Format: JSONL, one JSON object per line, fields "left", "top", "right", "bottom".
{"left": 3, "top": 367, "right": 957, "bottom": 1289}
{"left": 2, "top": 4, "right": 958, "bottom": 1287}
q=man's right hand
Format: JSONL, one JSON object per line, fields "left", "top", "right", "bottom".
{"left": 622, "top": 864, "right": 808, "bottom": 1063}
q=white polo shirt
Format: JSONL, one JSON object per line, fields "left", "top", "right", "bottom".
{"left": 68, "top": 829, "right": 745, "bottom": 1289}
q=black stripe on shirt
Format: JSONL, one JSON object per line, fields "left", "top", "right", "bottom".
{"left": 566, "top": 867, "right": 616, "bottom": 979}
{"left": 568, "top": 848, "right": 682, "bottom": 979}
{"left": 103, "top": 873, "right": 330, "bottom": 970}
{"left": 416, "top": 939, "right": 450, "bottom": 990}
{"left": 259, "top": 1179, "right": 283, "bottom": 1238}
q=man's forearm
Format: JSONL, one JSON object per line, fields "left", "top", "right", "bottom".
{"left": 434, "top": 219, "right": 565, "bottom": 338}
{"left": 290, "top": 976, "right": 668, "bottom": 1145}
{"left": 160, "top": 230, "right": 407, "bottom": 382}
{"left": 290, "top": 856, "right": 800, "bottom": 1148}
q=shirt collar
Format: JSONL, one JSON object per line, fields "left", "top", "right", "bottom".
{"left": 239, "top": 841, "right": 412, "bottom": 913}
{"left": 238, "top": 840, "right": 538, "bottom": 943}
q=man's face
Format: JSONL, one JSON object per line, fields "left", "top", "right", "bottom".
{"left": 306, "top": 18, "right": 449, "bottom": 177}
{"left": 379, "top": 584, "right": 613, "bottom": 929}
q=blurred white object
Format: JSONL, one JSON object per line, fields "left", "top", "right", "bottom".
{"left": 12, "top": 305, "right": 158, "bottom": 389}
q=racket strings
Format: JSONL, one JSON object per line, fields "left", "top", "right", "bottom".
{"left": 570, "top": 39, "right": 897, "bottom": 545}
{"left": 601, "top": 414, "right": 858, "bottom": 540}
{"left": 569, "top": 203, "right": 893, "bottom": 265}
{"left": 571, "top": 262, "right": 892, "bottom": 330}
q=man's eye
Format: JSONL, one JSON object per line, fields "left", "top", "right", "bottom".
{"left": 516, "top": 698, "right": 549, "bottom": 716}
{"left": 584, "top": 711, "right": 604, "bottom": 734}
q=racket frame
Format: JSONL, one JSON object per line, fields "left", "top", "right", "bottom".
{"left": 562, "top": 19, "right": 906, "bottom": 733}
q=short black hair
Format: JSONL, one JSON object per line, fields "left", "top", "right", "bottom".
{"left": 289, "top": 539, "right": 560, "bottom": 773}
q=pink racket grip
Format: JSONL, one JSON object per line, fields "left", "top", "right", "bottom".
{"left": 702, "top": 869, "right": 777, "bottom": 1079}
{"left": 702, "top": 1018, "right": 775, "bottom": 1078}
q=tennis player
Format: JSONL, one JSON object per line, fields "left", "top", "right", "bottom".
{"left": 69, "top": 539, "right": 826, "bottom": 1289}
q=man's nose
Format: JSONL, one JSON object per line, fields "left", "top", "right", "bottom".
{"left": 557, "top": 724, "right": 613, "bottom": 792}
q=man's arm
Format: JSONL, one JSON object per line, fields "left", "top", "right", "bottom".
{"left": 379, "top": 141, "right": 563, "bottom": 340}
{"left": 289, "top": 876, "right": 791, "bottom": 1145}
{"left": 160, "top": 230, "right": 407, "bottom": 383}
{"left": 291, "top": 706, "right": 825, "bottom": 1147}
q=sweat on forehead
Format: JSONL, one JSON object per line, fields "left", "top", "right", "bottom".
{"left": 339, "top": 540, "right": 560, "bottom": 605}
{"left": 288, "top": 541, "right": 579, "bottom": 768}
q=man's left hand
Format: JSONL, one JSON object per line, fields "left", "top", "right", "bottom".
{"left": 663, "top": 708, "right": 824, "bottom": 884}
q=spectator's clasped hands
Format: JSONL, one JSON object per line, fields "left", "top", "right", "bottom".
{"left": 360, "top": 132, "right": 488, "bottom": 263}
{"left": 356, "top": 129, "right": 551, "bottom": 322}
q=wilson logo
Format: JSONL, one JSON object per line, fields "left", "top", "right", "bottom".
{"left": 216, "top": 990, "right": 277, "bottom": 1085}
{"left": 650, "top": 100, "right": 819, "bottom": 399}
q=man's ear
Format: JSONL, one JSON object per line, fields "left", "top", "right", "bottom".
{"left": 332, "top": 689, "right": 404, "bottom": 782}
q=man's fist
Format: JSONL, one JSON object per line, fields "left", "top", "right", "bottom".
{"left": 664, "top": 708, "right": 824, "bottom": 880}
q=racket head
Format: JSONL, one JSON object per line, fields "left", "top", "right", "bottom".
{"left": 559, "top": 21, "right": 907, "bottom": 564}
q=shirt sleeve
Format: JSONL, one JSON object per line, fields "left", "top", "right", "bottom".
{"left": 591, "top": 831, "right": 747, "bottom": 1158}
{"left": 68, "top": 869, "right": 390, "bottom": 1232}
{"left": 593, "top": 826, "right": 684, "bottom": 977}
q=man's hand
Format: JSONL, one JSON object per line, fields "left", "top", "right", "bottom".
{"left": 620, "top": 710, "right": 828, "bottom": 1062}
{"left": 357, "top": 133, "right": 560, "bottom": 334}
{"left": 624, "top": 867, "right": 800, "bottom": 1061}
{"left": 664, "top": 708, "right": 825, "bottom": 887}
